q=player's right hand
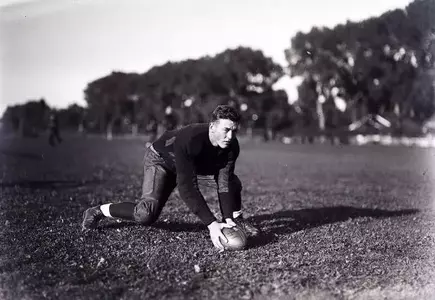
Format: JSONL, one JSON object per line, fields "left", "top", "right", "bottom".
{"left": 207, "top": 221, "right": 233, "bottom": 251}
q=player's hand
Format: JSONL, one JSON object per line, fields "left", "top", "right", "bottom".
{"left": 225, "top": 218, "right": 237, "bottom": 227}
{"left": 207, "top": 221, "right": 233, "bottom": 251}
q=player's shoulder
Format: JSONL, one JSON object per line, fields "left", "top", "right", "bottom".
{"left": 175, "top": 123, "right": 209, "bottom": 151}
{"left": 229, "top": 138, "right": 240, "bottom": 156}
{"left": 177, "top": 123, "right": 208, "bottom": 139}
{"left": 232, "top": 137, "right": 240, "bottom": 148}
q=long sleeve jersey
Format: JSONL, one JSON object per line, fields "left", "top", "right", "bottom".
{"left": 152, "top": 123, "right": 240, "bottom": 225}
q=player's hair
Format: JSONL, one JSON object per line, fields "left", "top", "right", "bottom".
{"left": 210, "top": 105, "right": 241, "bottom": 124}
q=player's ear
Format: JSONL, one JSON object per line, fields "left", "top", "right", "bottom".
{"left": 209, "top": 120, "right": 217, "bottom": 131}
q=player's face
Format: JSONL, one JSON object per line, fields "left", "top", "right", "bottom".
{"left": 210, "top": 119, "right": 239, "bottom": 148}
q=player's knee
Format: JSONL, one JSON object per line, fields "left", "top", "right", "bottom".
{"left": 133, "top": 200, "right": 159, "bottom": 225}
{"left": 133, "top": 210, "right": 157, "bottom": 225}
{"left": 135, "top": 214, "right": 157, "bottom": 225}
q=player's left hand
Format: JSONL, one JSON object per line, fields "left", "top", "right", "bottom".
{"left": 207, "top": 221, "right": 232, "bottom": 251}
{"left": 225, "top": 218, "right": 237, "bottom": 227}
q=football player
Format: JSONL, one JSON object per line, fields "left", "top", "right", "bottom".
{"left": 81, "top": 105, "right": 259, "bottom": 250}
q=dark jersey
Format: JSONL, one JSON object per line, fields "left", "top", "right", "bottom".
{"left": 152, "top": 123, "right": 240, "bottom": 225}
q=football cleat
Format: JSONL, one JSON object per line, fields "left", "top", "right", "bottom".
{"left": 81, "top": 206, "right": 104, "bottom": 231}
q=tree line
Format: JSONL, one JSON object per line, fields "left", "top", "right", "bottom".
{"left": 289, "top": 0, "right": 435, "bottom": 138}
{"left": 2, "top": 0, "right": 434, "bottom": 141}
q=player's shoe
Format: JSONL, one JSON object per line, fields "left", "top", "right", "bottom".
{"left": 234, "top": 216, "right": 260, "bottom": 237}
{"left": 81, "top": 206, "right": 104, "bottom": 231}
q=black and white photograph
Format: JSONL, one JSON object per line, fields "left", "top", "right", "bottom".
{"left": 1, "top": 0, "right": 435, "bottom": 299}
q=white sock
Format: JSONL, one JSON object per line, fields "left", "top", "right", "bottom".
{"left": 233, "top": 210, "right": 243, "bottom": 219}
{"left": 100, "top": 204, "right": 113, "bottom": 217}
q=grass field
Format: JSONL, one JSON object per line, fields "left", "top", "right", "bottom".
{"left": 1, "top": 136, "right": 435, "bottom": 299}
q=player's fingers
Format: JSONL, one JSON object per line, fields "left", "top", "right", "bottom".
{"left": 213, "top": 237, "right": 224, "bottom": 250}
{"left": 218, "top": 232, "right": 228, "bottom": 244}
{"left": 224, "top": 218, "right": 236, "bottom": 227}
{"left": 222, "top": 223, "right": 233, "bottom": 228}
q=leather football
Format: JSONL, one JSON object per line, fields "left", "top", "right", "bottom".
{"left": 219, "top": 227, "right": 248, "bottom": 250}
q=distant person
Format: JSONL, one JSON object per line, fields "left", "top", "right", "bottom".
{"left": 48, "top": 113, "right": 62, "bottom": 146}
{"left": 81, "top": 105, "right": 259, "bottom": 250}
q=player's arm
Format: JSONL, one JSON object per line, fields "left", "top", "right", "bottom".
{"left": 174, "top": 140, "right": 216, "bottom": 226}
{"left": 175, "top": 141, "right": 234, "bottom": 250}
{"left": 217, "top": 140, "right": 240, "bottom": 220}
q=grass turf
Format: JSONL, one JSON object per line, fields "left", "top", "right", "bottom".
{"left": 1, "top": 136, "right": 434, "bottom": 299}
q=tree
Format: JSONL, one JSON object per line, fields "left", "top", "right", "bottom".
{"left": 57, "top": 104, "right": 86, "bottom": 133}
{"left": 2, "top": 98, "right": 50, "bottom": 137}
{"left": 84, "top": 71, "right": 142, "bottom": 138}
{"left": 134, "top": 47, "right": 284, "bottom": 136}
{"left": 286, "top": 0, "right": 435, "bottom": 137}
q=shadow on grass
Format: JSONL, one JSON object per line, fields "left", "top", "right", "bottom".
{"left": 246, "top": 205, "right": 419, "bottom": 249}
{"left": 95, "top": 206, "right": 419, "bottom": 250}
{"left": 99, "top": 220, "right": 204, "bottom": 232}
{"left": 0, "top": 179, "right": 102, "bottom": 189}
{"left": 152, "top": 221, "right": 204, "bottom": 232}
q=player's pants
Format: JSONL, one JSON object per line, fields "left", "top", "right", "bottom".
{"left": 109, "top": 145, "right": 242, "bottom": 225}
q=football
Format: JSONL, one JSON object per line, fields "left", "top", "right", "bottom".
{"left": 220, "top": 227, "right": 248, "bottom": 251}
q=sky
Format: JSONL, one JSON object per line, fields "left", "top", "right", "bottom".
{"left": 0, "top": 0, "right": 413, "bottom": 115}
